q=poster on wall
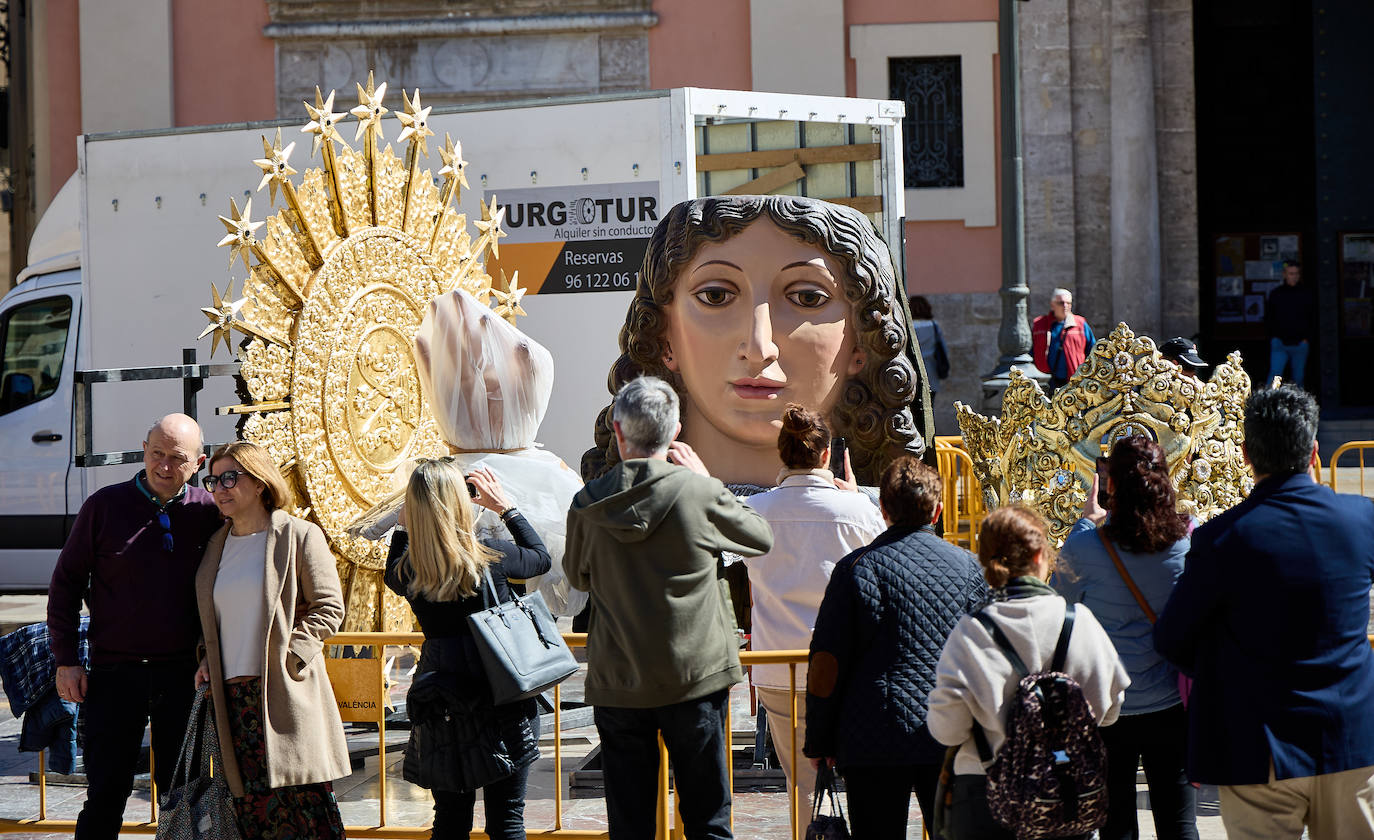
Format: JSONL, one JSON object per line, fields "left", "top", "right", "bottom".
{"left": 1339, "top": 232, "right": 1374, "bottom": 339}
{"left": 485, "top": 182, "right": 661, "bottom": 295}
{"left": 1211, "top": 232, "right": 1302, "bottom": 338}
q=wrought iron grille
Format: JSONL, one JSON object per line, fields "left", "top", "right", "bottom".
{"left": 889, "top": 56, "right": 964, "bottom": 189}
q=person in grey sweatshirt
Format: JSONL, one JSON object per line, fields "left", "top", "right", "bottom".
{"left": 566, "top": 376, "right": 774, "bottom": 840}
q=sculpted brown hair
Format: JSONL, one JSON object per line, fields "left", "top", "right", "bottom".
{"left": 879, "top": 454, "right": 942, "bottom": 527}
{"left": 580, "top": 194, "right": 935, "bottom": 485}
{"left": 208, "top": 441, "right": 293, "bottom": 511}
{"left": 977, "top": 505, "right": 1054, "bottom": 588}
{"left": 777, "top": 404, "right": 830, "bottom": 470}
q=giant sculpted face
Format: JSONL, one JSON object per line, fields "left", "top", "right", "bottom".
{"left": 583, "top": 195, "right": 933, "bottom": 488}
{"left": 664, "top": 219, "right": 866, "bottom": 472}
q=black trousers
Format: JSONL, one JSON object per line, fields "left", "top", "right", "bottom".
{"left": 594, "top": 689, "right": 732, "bottom": 840}
{"left": 841, "top": 763, "right": 942, "bottom": 840}
{"left": 1100, "top": 703, "right": 1198, "bottom": 840}
{"left": 75, "top": 659, "right": 196, "bottom": 840}
{"left": 942, "top": 775, "right": 1092, "bottom": 840}
{"left": 432, "top": 765, "right": 530, "bottom": 840}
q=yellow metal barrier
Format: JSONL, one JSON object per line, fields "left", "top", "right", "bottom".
{"left": 1328, "top": 441, "right": 1374, "bottom": 495}
{"left": 0, "top": 633, "right": 813, "bottom": 840}
{"left": 935, "top": 439, "right": 986, "bottom": 552}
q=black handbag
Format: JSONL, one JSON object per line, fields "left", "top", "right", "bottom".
{"left": 932, "top": 745, "right": 959, "bottom": 840}
{"left": 466, "top": 567, "right": 578, "bottom": 705}
{"left": 805, "top": 764, "right": 850, "bottom": 840}
{"left": 155, "top": 685, "right": 241, "bottom": 840}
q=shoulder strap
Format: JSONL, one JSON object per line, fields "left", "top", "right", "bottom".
{"left": 973, "top": 611, "right": 1029, "bottom": 679}
{"left": 1097, "top": 529, "right": 1157, "bottom": 623}
{"left": 969, "top": 610, "right": 1031, "bottom": 766}
{"left": 1051, "top": 602, "right": 1076, "bottom": 673}
{"left": 479, "top": 566, "right": 504, "bottom": 609}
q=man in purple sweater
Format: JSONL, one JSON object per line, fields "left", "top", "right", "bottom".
{"left": 48, "top": 414, "right": 222, "bottom": 839}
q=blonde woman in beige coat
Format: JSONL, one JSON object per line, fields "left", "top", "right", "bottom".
{"left": 193, "top": 441, "right": 350, "bottom": 839}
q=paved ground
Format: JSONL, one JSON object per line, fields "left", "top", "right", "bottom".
{"left": 0, "top": 595, "right": 1229, "bottom": 838}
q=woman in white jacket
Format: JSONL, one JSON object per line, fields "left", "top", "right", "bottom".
{"left": 928, "top": 505, "right": 1129, "bottom": 840}
{"left": 740, "top": 403, "right": 884, "bottom": 831}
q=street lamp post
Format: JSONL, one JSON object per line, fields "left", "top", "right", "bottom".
{"left": 982, "top": 0, "right": 1046, "bottom": 409}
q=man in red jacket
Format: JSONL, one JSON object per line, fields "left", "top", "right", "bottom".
{"left": 1032, "top": 288, "right": 1097, "bottom": 391}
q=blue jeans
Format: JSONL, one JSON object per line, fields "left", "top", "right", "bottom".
{"left": 594, "top": 689, "right": 732, "bottom": 840}
{"left": 1268, "top": 338, "right": 1309, "bottom": 387}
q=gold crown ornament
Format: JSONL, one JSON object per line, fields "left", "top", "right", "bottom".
{"left": 956, "top": 324, "right": 1252, "bottom": 545}
{"left": 197, "top": 72, "right": 523, "bottom": 633}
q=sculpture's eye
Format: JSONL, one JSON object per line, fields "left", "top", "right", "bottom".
{"left": 694, "top": 286, "right": 735, "bottom": 307}
{"left": 788, "top": 289, "right": 830, "bottom": 309}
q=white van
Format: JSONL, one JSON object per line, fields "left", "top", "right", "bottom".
{"left": 0, "top": 87, "right": 907, "bottom": 589}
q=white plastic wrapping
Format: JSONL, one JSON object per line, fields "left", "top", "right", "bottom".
{"left": 411, "top": 289, "right": 587, "bottom": 616}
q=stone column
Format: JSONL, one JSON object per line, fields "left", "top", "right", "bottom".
{"left": 1108, "top": 0, "right": 1161, "bottom": 336}
{"left": 983, "top": 0, "right": 1048, "bottom": 411}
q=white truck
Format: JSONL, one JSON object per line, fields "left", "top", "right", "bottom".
{"left": 0, "top": 86, "right": 907, "bottom": 589}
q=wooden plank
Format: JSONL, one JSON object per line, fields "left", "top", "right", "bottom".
{"left": 824, "top": 195, "right": 883, "bottom": 214}
{"left": 696, "top": 143, "right": 881, "bottom": 172}
{"left": 721, "top": 160, "right": 807, "bottom": 196}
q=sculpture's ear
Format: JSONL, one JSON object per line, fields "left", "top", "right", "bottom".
{"left": 663, "top": 340, "right": 679, "bottom": 372}
{"left": 846, "top": 345, "right": 866, "bottom": 376}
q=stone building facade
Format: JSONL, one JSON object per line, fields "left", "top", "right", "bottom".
{"left": 930, "top": 0, "right": 1198, "bottom": 429}
{"left": 264, "top": 0, "right": 656, "bottom": 114}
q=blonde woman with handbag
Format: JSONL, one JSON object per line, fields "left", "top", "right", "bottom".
{"left": 385, "top": 458, "right": 552, "bottom": 840}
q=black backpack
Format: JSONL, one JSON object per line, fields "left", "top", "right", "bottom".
{"left": 970, "top": 602, "right": 1109, "bottom": 839}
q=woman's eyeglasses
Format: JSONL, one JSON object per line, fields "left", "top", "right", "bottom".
{"left": 203, "top": 470, "right": 242, "bottom": 492}
{"left": 156, "top": 511, "right": 173, "bottom": 553}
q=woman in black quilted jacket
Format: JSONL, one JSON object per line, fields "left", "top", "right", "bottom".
{"left": 804, "top": 455, "right": 989, "bottom": 839}
{"left": 384, "top": 458, "right": 551, "bottom": 840}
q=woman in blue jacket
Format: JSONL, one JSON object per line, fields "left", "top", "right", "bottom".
{"left": 1057, "top": 435, "right": 1198, "bottom": 840}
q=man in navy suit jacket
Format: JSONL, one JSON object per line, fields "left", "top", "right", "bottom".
{"left": 1155, "top": 386, "right": 1374, "bottom": 839}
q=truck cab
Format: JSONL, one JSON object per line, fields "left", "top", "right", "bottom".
{"left": 0, "top": 177, "right": 84, "bottom": 589}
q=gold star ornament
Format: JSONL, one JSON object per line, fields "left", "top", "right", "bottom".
{"left": 438, "top": 133, "right": 470, "bottom": 194}
{"left": 474, "top": 196, "right": 507, "bottom": 260}
{"left": 350, "top": 70, "right": 389, "bottom": 143}
{"left": 396, "top": 89, "right": 435, "bottom": 156}
{"left": 217, "top": 197, "right": 264, "bottom": 272}
{"left": 198, "top": 281, "right": 247, "bottom": 358}
{"left": 490, "top": 270, "right": 528, "bottom": 322}
{"left": 302, "top": 87, "right": 346, "bottom": 158}
{"left": 252, "top": 128, "right": 297, "bottom": 205}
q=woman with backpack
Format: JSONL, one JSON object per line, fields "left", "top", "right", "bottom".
{"left": 928, "top": 505, "right": 1129, "bottom": 840}
{"left": 1056, "top": 436, "right": 1199, "bottom": 840}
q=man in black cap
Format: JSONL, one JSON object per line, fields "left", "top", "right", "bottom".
{"left": 1160, "top": 337, "right": 1208, "bottom": 379}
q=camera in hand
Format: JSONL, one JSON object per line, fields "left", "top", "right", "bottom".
{"left": 466, "top": 479, "right": 478, "bottom": 498}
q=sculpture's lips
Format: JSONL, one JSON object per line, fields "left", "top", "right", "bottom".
{"left": 732, "top": 378, "right": 784, "bottom": 399}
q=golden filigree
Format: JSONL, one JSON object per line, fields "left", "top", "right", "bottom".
{"left": 200, "top": 72, "right": 519, "bottom": 632}
{"left": 956, "top": 323, "right": 1252, "bottom": 544}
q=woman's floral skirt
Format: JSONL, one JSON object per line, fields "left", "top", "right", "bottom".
{"left": 224, "top": 678, "right": 346, "bottom": 840}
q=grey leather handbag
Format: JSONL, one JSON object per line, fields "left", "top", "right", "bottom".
{"left": 467, "top": 567, "right": 578, "bottom": 705}
{"left": 156, "top": 685, "right": 241, "bottom": 840}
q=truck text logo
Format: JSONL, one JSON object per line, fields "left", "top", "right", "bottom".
{"left": 505, "top": 196, "right": 658, "bottom": 228}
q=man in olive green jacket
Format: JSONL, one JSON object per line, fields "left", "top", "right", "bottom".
{"left": 567, "top": 376, "right": 773, "bottom": 840}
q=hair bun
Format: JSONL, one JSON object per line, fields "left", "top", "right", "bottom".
{"left": 779, "top": 404, "right": 816, "bottom": 435}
